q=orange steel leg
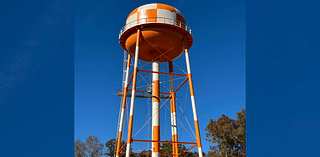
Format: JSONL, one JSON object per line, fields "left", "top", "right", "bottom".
{"left": 116, "top": 54, "right": 132, "bottom": 157}
{"left": 169, "top": 61, "right": 179, "bottom": 157}
{"left": 152, "top": 61, "right": 160, "bottom": 157}
{"left": 125, "top": 29, "right": 141, "bottom": 157}
{"left": 184, "top": 48, "right": 203, "bottom": 157}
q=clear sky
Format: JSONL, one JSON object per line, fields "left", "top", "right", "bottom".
{"left": 2, "top": 0, "right": 319, "bottom": 156}
{"left": 75, "top": 0, "right": 245, "bottom": 153}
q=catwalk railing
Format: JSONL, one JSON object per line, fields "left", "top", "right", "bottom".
{"left": 119, "top": 17, "right": 192, "bottom": 39}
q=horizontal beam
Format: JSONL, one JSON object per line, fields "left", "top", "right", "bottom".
{"left": 117, "top": 93, "right": 172, "bottom": 99}
{"left": 138, "top": 69, "right": 188, "bottom": 77}
{"left": 131, "top": 153, "right": 174, "bottom": 156}
{"left": 120, "top": 152, "right": 175, "bottom": 156}
{"left": 137, "top": 89, "right": 171, "bottom": 95}
{"left": 132, "top": 139, "right": 197, "bottom": 145}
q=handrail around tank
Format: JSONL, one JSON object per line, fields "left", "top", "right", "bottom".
{"left": 119, "top": 17, "right": 192, "bottom": 39}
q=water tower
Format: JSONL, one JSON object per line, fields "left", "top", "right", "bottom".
{"left": 116, "top": 3, "right": 203, "bottom": 157}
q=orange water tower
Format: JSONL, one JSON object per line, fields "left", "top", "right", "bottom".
{"left": 116, "top": 3, "right": 202, "bottom": 157}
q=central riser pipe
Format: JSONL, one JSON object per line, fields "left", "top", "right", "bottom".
{"left": 152, "top": 61, "right": 160, "bottom": 157}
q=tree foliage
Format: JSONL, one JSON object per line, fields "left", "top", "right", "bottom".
{"left": 205, "top": 109, "right": 246, "bottom": 157}
{"left": 105, "top": 139, "right": 117, "bottom": 157}
{"left": 74, "top": 136, "right": 104, "bottom": 157}
{"left": 105, "top": 138, "right": 134, "bottom": 157}
{"left": 154, "top": 141, "right": 204, "bottom": 157}
{"left": 103, "top": 139, "right": 200, "bottom": 157}
{"left": 160, "top": 142, "right": 173, "bottom": 155}
{"left": 86, "top": 136, "right": 105, "bottom": 157}
{"left": 75, "top": 139, "right": 87, "bottom": 157}
{"left": 75, "top": 109, "right": 245, "bottom": 157}
{"left": 77, "top": 137, "right": 204, "bottom": 157}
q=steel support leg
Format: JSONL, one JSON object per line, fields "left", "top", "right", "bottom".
{"left": 116, "top": 54, "right": 132, "bottom": 157}
{"left": 125, "top": 29, "right": 141, "bottom": 157}
{"left": 184, "top": 48, "right": 203, "bottom": 157}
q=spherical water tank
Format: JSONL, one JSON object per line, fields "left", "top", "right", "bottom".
{"left": 119, "top": 3, "right": 193, "bottom": 63}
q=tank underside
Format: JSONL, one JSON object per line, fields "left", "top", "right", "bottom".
{"left": 119, "top": 23, "right": 193, "bottom": 63}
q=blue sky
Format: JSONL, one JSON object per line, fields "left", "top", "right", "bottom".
{"left": 75, "top": 0, "right": 245, "bottom": 153}
{"left": 0, "top": 0, "right": 74, "bottom": 156}
{"left": 1, "top": 0, "right": 320, "bottom": 156}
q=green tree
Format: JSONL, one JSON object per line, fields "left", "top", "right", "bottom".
{"left": 205, "top": 109, "right": 246, "bottom": 157}
{"left": 103, "top": 139, "right": 205, "bottom": 157}
{"left": 137, "top": 142, "right": 186, "bottom": 157}
{"left": 86, "top": 136, "right": 104, "bottom": 157}
{"left": 160, "top": 141, "right": 173, "bottom": 156}
{"left": 75, "top": 139, "right": 87, "bottom": 157}
{"left": 178, "top": 144, "right": 206, "bottom": 157}
{"left": 105, "top": 138, "right": 117, "bottom": 157}
{"left": 137, "top": 142, "right": 203, "bottom": 157}
{"left": 178, "top": 144, "right": 192, "bottom": 157}
{"left": 191, "top": 151, "right": 206, "bottom": 157}
{"left": 139, "top": 149, "right": 152, "bottom": 157}
{"left": 105, "top": 138, "right": 136, "bottom": 157}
